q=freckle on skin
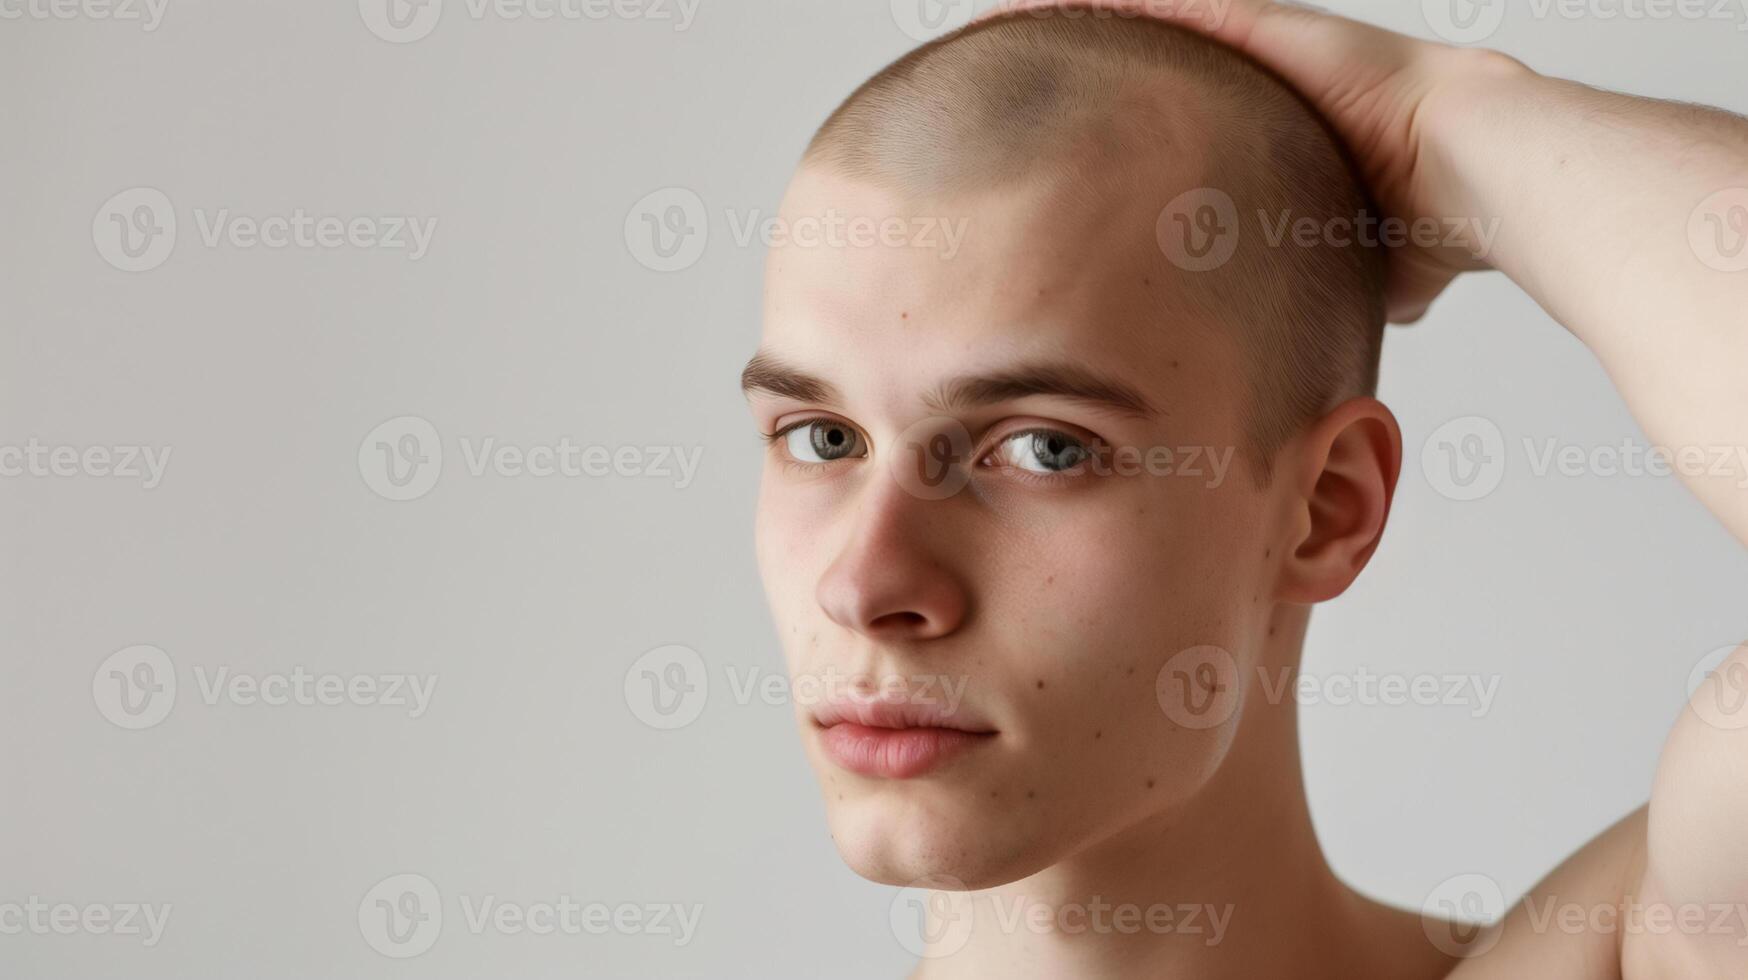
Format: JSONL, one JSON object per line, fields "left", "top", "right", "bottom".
{"left": 1036, "top": 679, "right": 1045, "bottom": 690}
{"left": 1146, "top": 779, "right": 1155, "bottom": 789}
{"left": 1126, "top": 666, "right": 1136, "bottom": 677}
{"left": 1094, "top": 730, "right": 1102, "bottom": 740}
{"left": 901, "top": 311, "right": 909, "bottom": 320}
{"left": 1027, "top": 790, "right": 1036, "bottom": 799}
{"left": 1170, "top": 360, "right": 1180, "bottom": 369}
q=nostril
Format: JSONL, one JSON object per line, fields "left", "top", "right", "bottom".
{"left": 869, "top": 611, "right": 929, "bottom": 633}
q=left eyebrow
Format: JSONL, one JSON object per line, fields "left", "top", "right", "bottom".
{"left": 924, "top": 363, "right": 1160, "bottom": 420}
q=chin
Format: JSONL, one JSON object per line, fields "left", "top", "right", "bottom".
{"left": 819, "top": 784, "right": 1069, "bottom": 891}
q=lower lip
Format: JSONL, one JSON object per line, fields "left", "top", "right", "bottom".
{"left": 817, "top": 723, "right": 995, "bottom": 778}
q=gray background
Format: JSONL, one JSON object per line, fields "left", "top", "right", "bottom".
{"left": 4, "top": 0, "right": 1747, "bottom": 976}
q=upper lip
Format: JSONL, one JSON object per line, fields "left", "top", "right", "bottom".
{"left": 811, "top": 696, "right": 995, "bottom": 733}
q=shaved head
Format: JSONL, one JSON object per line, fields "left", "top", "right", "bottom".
{"left": 801, "top": 10, "right": 1387, "bottom": 475}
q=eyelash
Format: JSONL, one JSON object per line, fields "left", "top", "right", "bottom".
{"left": 762, "top": 417, "right": 1102, "bottom": 485}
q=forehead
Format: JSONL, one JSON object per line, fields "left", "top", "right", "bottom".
{"left": 759, "top": 165, "right": 1241, "bottom": 413}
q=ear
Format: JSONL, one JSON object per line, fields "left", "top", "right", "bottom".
{"left": 1276, "top": 397, "right": 1402, "bottom": 604}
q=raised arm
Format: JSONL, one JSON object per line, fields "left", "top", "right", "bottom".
{"left": 1000, "top": 0, "right": 1748, "bottom": 545}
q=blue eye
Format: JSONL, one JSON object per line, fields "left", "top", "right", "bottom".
{"left": 782, "top": 420, "right": 866, "bottom": 463}
{"left": 996, "top": 430, "right": 1092, "bottom": 474}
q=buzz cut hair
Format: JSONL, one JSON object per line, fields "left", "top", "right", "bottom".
{"left": 801, "top": 10, "right": 1388, "bottom": 479}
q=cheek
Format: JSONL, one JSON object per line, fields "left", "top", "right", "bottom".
{"left": 982, "top": 479, "right": 1262, "bottom": 772}
{"left": 993, "top": 477, "right": 1260, "bottom": 655}
{"left": 753, "top": 474, "right": 837, "bottom": 648}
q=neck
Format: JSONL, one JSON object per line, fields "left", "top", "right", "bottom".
{"left": 911, "top": 608, "right": 1444, "bottom": 979}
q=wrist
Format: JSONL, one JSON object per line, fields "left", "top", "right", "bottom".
{"left": 1414, "top": 47, "right": 1544, "bottom": 261}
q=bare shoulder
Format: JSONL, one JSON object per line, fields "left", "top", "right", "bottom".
{"left": 1441, "top": 642, "right": 1748, "bottom": 979}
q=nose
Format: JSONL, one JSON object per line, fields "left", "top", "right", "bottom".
{"left": 815, "top": 478, "right": 970, "bottom": 642}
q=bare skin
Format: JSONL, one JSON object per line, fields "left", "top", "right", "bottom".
{"left": 744, "top": 2, "right": 1748, "bottom": 977}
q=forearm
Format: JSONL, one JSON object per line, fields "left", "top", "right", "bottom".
{"left": 1431, "top": 64, "right": 1748, "bottom": 542}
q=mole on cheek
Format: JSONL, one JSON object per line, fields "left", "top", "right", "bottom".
{"left": 1035, "top": 679, "right": 1045, "bottom": 690}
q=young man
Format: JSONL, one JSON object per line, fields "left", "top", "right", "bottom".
{"left": 740, "top": 1, "right": 1748, "bottom": 976}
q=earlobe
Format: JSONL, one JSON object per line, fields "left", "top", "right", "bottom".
{"left": 1275, "top": 397, "right": 1403, "bottom": 604}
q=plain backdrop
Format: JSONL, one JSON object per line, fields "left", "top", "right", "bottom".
{"left": 4, "top": 0, "right": 1747, "bottom": 977}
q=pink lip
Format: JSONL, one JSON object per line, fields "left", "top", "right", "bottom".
{"left": 811, "top": 697, "right": 996, "bottom": 779}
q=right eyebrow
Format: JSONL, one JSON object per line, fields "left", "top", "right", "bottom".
{"left": 739, "top": 349, "right": 843, "bottom": 404}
